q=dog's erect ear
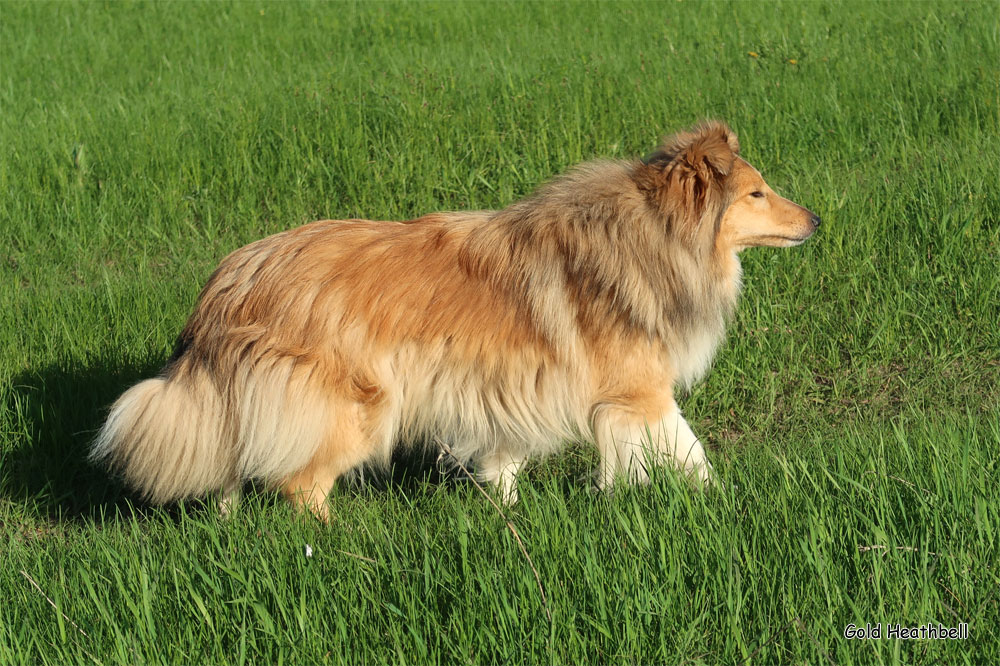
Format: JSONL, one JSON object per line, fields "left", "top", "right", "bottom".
{"left": 643, "top": 121, "right": 740, "bottom": 180}
{"left": 633, "top": 122, "right": 741, "bottom": 235}
{"left": 678, "top": 121, "right": 740, "bottom": 178}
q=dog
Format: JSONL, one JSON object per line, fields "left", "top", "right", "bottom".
{"left": 91, "top": 121, "right": 820, "bottom": 520}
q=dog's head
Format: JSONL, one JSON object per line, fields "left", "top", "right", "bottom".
{"left": 634, "top": 121, "right": 820, "bottom": 253}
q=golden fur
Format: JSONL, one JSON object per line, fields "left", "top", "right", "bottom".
{"left": 92, "top": 121, "right": 819, "bottom": 520}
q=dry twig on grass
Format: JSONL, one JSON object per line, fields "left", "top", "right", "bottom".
{"left": 21, "top": 569, "right": 99, "bottom": 663}
{"left": 436, "top": 440, "right": 553, "bottom": 624}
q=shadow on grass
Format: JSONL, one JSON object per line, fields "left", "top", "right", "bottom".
{"left": 2, "top": 355, "right": 452, "bottom": 523}
{"left": 3, "top": 355, "right": 161, "bottom": 521}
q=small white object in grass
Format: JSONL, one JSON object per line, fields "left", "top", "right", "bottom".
{"left": 304, "top": 544, "right": 313, "bottom": 558}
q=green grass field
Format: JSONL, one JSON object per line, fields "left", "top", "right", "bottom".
{"left": 2, "top": 1, "right": 998, "bottom": 663}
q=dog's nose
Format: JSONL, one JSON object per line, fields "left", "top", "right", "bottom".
{"left": 810, "top": 214, "right": 822, "bottom": 228}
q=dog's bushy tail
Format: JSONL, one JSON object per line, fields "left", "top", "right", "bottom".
{"left": 90, "top": 368, "right": 236, "bottom": 503}
{"left": 91, "top": 354, "right": 337, "bottom": 503}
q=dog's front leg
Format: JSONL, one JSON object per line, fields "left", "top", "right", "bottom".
{"left": 594, "top": 401, "right": 713, "bottom": 489}
{"left": 217, "top": 480, "right": 242, "bottom": 518}
{"left": 657, "top": 403, "right": 713, "bottom": 484}
{"left": 477, "top": 449, "right": 526, "bottom": 505}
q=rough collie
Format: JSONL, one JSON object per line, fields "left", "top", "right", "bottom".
{"left": 92, "top": 121, "right": 820, "bottom": 520}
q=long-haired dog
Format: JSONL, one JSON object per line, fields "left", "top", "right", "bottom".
{"left": 92, "top": 121, "right": 820, "bottom": 520}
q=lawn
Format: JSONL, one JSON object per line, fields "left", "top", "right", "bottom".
{"left": 1, "top": 1, "right": 998, "bottom": 663}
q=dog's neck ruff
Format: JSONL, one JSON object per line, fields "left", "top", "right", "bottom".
{"left": 670, "top": 251, "right": 742, "bottom": 391}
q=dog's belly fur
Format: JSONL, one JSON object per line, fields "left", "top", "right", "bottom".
{"left": 375, "top": 343, "right": 588, "bottom": 460}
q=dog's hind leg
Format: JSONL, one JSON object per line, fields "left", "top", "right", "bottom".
{"left": 280, "top": 402, "right": 377, "bottom": 522}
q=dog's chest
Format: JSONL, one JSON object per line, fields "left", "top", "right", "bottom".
{"left": 673, "top": 254, "right": 742, "bottom": 389}
{"left": 672, "top": 320, "right": 726, "bottom": 389}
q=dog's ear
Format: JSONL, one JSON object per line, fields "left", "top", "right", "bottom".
{"left": 643, "top": 121, "right": 740, "bottom": 179}
{"left": 634, "top": 121, "right": 740, "bottom": 220}
{"left": 678, "top": 121, "right": 740, "bottom": 179}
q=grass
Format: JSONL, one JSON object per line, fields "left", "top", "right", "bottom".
{"left": 1, "top": 0, "right": 998, "bottom": 663}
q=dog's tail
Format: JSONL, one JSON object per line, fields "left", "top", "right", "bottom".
{"left": 90, "top": 366, "right": 235, "bottom": 502}
{"left": 91, "top": 358, "right": 331, "bottom": 503}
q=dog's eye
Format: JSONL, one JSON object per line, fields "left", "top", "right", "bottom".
{"left": 750, "top": 191, "right": 765, "bottom": 198}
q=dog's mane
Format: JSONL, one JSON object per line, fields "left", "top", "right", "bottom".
{"left": 459, "top": 147, "right": 740, "bottom": 350}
